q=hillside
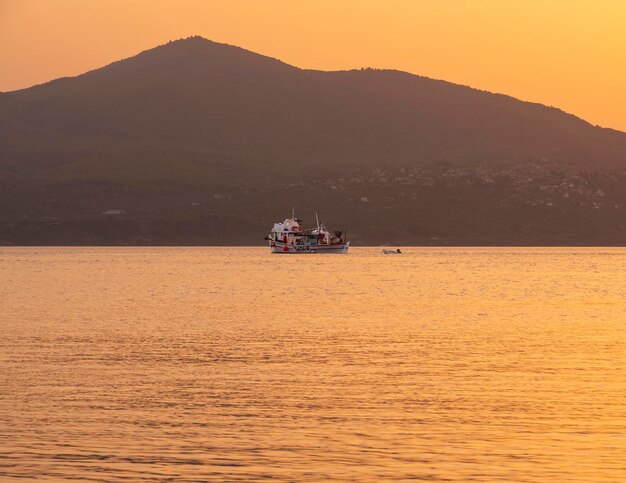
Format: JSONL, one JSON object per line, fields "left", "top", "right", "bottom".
{"left": 1, "top": 36, "right": 626, "bottom": 245}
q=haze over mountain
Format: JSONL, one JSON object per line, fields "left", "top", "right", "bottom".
{"left": 2, "top": 36, "right": 626, "bottom": 245}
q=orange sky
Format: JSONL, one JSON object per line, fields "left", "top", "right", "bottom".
{"left": 1, "top": 0, "right": 625, "bottom": 131}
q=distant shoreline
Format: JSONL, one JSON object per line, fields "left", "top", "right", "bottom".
{"left": 3, "top": 245, "right": 626, "bottom": 248}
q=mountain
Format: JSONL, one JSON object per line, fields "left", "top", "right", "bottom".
{"left": 2, "top": 36, "right": 626, "bottom": 245}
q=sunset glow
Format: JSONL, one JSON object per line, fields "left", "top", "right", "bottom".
{"left": 3, "top": 2, "right": 626, "bottom": 480}
{"left": 1, "top": 0, "right": 625, "bottom": 130}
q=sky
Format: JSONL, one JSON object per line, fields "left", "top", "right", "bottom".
{"left": 1, "top": 0, "right": 625, "bottom": 131}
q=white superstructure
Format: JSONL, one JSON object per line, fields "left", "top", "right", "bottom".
{"left": 266, "top": 212, "right": 349, "bottom": 253}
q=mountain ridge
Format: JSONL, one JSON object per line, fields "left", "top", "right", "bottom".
{"left": 1, "top": 36, "right": 626, "bottom": 245}
{"left": 7, "top": 36, "right": 618, "bottom": 135}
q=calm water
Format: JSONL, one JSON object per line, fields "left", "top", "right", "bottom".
{"left": 1, "top": 247, "right": 625, "bottom": 481}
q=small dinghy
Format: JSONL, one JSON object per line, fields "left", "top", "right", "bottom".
{"left": 383, "top": 249, "right": 402, "bottom": 254}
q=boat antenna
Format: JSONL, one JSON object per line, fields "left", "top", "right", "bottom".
{"left": 315, "top": 212, "right": 320, "bottom": 230}
{"left": 292, "top": 207, "right": 295, "bottom": 219}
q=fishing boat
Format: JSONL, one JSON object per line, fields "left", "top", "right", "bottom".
{"left": 266, "top": 211, "right": 350, "bottom": 253}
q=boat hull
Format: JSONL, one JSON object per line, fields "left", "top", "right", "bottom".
{"left": 270, "top": 241, "right": 350, "bottom": 254}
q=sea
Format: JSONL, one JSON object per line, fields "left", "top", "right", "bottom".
{"left": 1, "top": 247, "right": 625, "bottom": 481}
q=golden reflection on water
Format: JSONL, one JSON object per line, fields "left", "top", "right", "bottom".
{"left": 1, "top": 247, "right": 625, "bottom": 481}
